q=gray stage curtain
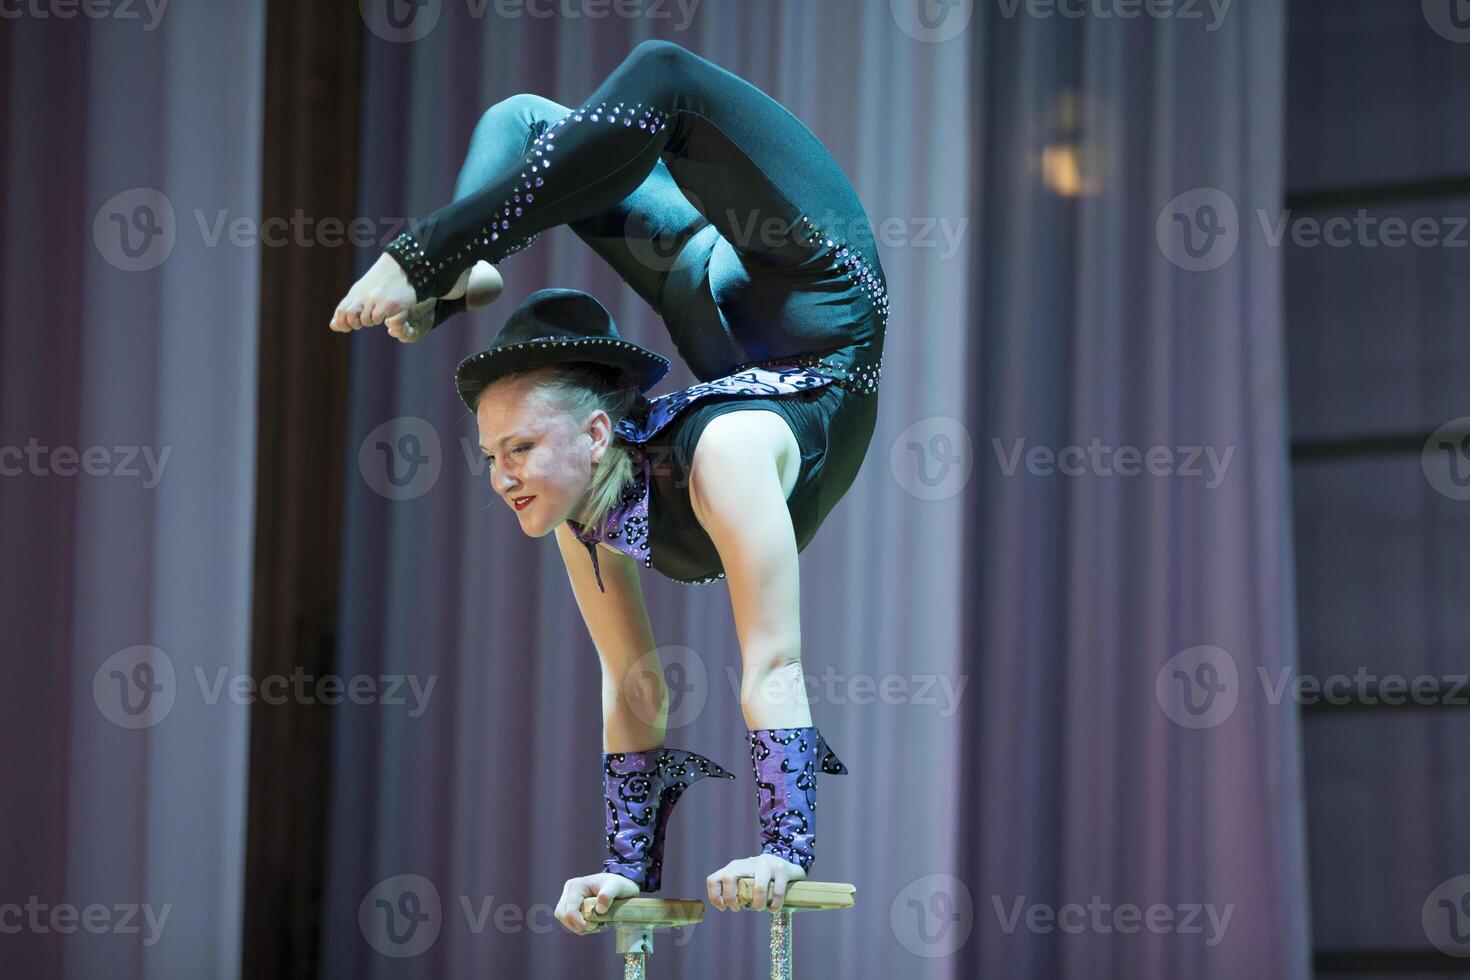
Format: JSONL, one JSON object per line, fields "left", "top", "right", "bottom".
{"left": 321, "top": 2, "right": 1308, "bottom": 978}
{"left": 0, "top": 5, "right": 264, "bottom": 980}
{"left": 956, "top": 1, "right": 1310, "bottom": 978}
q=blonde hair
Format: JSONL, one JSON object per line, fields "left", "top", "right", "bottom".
{"left": 471, "top": 362, "right": 645, "bottom": 530}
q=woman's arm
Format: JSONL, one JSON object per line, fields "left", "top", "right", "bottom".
{"left": 552, "top": 522, "right": 667, "bottom": 752}
{"left": 687, "top": 414, "right": 812, "bottom": 731}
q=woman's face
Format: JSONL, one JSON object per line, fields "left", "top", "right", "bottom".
{"left": 475, "top": 372, "right": 610, "bottom": 537}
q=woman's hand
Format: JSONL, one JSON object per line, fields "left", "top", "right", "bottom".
{"left": 383, "top": 297, "right": 437, "bottom": 344}
{"left": 707, "top": 853, "right": 805, "bottom": 913}
{"left": 329, "top": 251, "right": 418, "bottom": 333}
{"left": 553, "top": 871, "right": 640, "bottom": 935}
{"left": 365, "top": 261, "right": 507, "bottom": 343}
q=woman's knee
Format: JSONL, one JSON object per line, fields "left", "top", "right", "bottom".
{"left": 472, "top": 93, "right": 567, "bottom": 143}
{"left": 625, "top": 38, "right": 698, "bottom": 79}
{"left": 457, "top": 94, "right": 569, "bottom": 197}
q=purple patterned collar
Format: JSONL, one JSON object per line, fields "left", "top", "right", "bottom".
{"left": 566, "top": 362, "right": 835, "bottom": 591}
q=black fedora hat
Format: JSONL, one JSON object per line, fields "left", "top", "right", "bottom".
{"left": 452, "top": 288, "right": 670, "bottom": 411}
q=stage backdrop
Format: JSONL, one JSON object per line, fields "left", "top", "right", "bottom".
{"left": 0, "top": 4, "right": 264, "bottom": 979}
{"left": 953, "top": 0, "right": 1310, "bottom": 977}
{"left": 316, "top": 2, "right": 1308, "bottom": 979}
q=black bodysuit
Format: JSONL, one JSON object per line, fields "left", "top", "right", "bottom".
{"left": 387, "top": 41, "right": 888, "bottom": 585}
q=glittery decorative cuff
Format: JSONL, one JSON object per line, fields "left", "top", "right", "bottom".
{"left": 601, "top": 744, "right": 736, "bottom": 893}
{"left": 383, "top": 229, "right": 540, "bottom": 304}
{"left": 383, "top": 230, "right": 436, "bottom": 302}
{"left": 746, "top": 726, "right": 848, "bottom": 873}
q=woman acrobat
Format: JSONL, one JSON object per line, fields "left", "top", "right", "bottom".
{"left": 329, "top": 40, "right": 888, "bottom": 935}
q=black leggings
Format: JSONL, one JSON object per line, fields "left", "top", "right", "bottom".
{"left": 392, "top": 40, "right": 888, "bottom": 374}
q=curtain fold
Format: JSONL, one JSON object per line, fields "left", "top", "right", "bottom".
{"left": 957, "top": 2, "right": 1310, "bottom": 977}
{"left": 0, "top": 6, "right": 264, "bottom": 979}
{"left": 320, "top": 2, "right": 1306, "bottom": 978}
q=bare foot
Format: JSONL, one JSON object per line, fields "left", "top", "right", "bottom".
{"left": 329, "top": 251, "right": 417, "bottom": 333}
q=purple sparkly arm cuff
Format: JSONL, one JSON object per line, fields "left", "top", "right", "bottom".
{"left": 746, "top": 726, "right": 848, "bottom": 873}
{"left": 600, "top": 745, "right": 736, "bottom": 893}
